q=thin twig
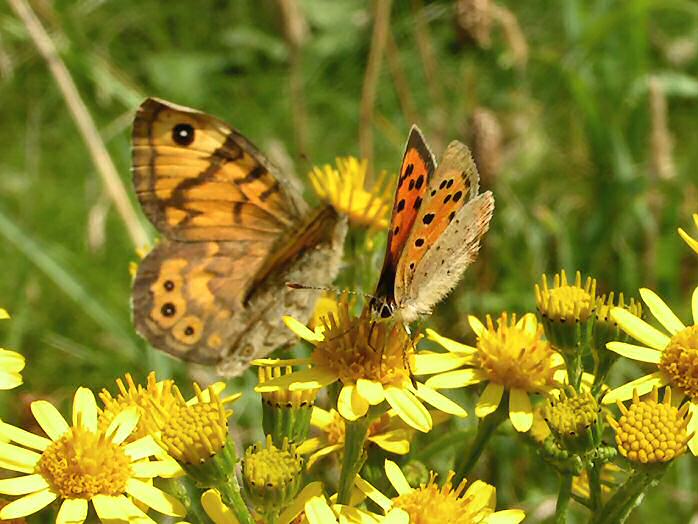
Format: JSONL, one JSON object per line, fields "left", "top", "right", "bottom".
{"left": 360, "top": 0, "right": 393, "bottom": 176}
{"left": 8, "top": 0, "right": 149, "bottom": 248}
{"left": 385, "top": 27, "right": 419, "bottom": 127}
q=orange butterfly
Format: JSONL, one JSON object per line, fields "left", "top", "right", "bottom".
{"left": 370, "top": 126, "right": 494, "bottom": 322}
{"left": 131, "top": 98, "right": 346, "bottom": 376}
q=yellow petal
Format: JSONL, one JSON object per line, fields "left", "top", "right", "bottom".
{"left": 475, "top": 382, "right": 504, "bottom": 418}
{"left": 72, "top": 388, "right": 98, "bottom": 432}
{"left": 0, "top": 441, "right": 41, "bottom": 472}
{"left": 639, "top": 288, "right": 685, "bottom": 335}
{"left": 0, "top": 474, "right": 49, "bottom": 495}
{"left": 356, "top": 379, "right": 385, "bottom": 405}
{"left": 509, "top": 389, "right": 533, "bottom": 432}
{"left": 465, "top": 480, "right": 495, "bottom": 511}
{"left": 0, "top": 309, "right": 9, "bottom": 319}
{"left": 201, "top": 489, "right": 240, "bottom": 524}
{"left": 283, "top": 316, "right": 324, "bottom": 343}
{"left": 0, "top": 488, "right": 57, "bottom": 519}
{"left": 31, "top": 400, "right": 69, "bottom": 441}
{"left": 415, "top": 384, "right": 467, "bottom": 417}
{"left": 382, "top": 508, "right": 410, "bottom": 524}
{"left": 385, "top": 459, "right": 412, "bottom": 495}
{"left": 57, "top": 498, "right": 88, "bottom": 524}
{"left": 125, "top": 478, "right": 186, "bottom": 517}
{"left": 306, "top": 444, "right": 343, "bottom": 469}
{"left": 256, "top": 368, "right": 337, "bottom": 393}
{"left": 413, "top": 352, "right": 474, "bottom": 375}
{"left": 425, "top": 368, "right": 486, "bottom": 390}
{"left": 425, "top": 329, "right": 477, "bottom": 354}
{"left": 107, "top": 406, "right": 140, "bottom": 444}
{"left": 517, "top": 313, "right": 538, "bottom": 337}
{"left": 384, "top": 386, "right": 431, "bottom": 432}
{"left": 606, "top": 342, "right": 662, "bottom": 363}
{"left": 469, "top": 316, "right": 486, "bottom": 337}
{"left": 692, "top": 286, "right": 698, "bottom": 325}
{"left": 0, "top": 350, "right": 25, "bottom": 372}
{"left": 485, "top": 509, "right": 527, "bottom": 524}
{"left": 93, "top": 494, "right": 155, "bottom": 522}
{"left": 338, "top": 385, "right": 369, "bottom": 421}
{"left": 0, "top": 371, "right": 23, "bottom": 390}
{"left": 124, "top": 435, "right": 163, "bottom": 461}
{"left": 0, "top": 421, "right": 51, "bottom": 451}
{"left": 131, "top": 460, "right": 183, "bottom": 479}
{"left": 678, "top": 226, "right": 698, "bottom": 255}
{"left": 309, "top": 407, "right": 333, "bottom": 429}
{"left": 601, "top": 372, "right": 669, "bottom": 404}
{"left": 297, "top": 437, "right": 323, "bottom": 455}
{"left": 355, "top": 477, "right": 393, "bottom": 512}
{"left": 279, "top": 482, "right": 324, "bottom": 524}
{"left": 611, "top": 307, "right": 670, "bottom": 350}
{"left": 304, "top": 495, "right": 338, "bottom": 524}
{"left": 368, "top": 430, "right": 410, "bottom": 454}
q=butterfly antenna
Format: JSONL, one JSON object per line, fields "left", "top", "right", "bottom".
{"left": 286, "top": 282, "right": 377, "bottom": 301}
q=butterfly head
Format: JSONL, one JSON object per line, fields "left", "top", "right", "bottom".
{"left": 368, "top": 296, "right": 396, "bottom": 322}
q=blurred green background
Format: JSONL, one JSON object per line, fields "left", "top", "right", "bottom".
{"left": 1, "top": 0, "right": 697, "bottom": 522}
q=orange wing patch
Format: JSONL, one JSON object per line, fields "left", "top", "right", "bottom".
{"left": 132, "top": 98, "right": 300, "bottom": 242}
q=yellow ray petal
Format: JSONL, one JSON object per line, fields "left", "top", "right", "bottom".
{"left": 338, "top": 385, "right": 369, "bottom": 421}
{"left": 475, "top": 382, "right": 504, "bottom": 418}
{"left": 385, "top": 459, "right": 412, "bottom": 495}
{"left": 382, "top": 508, "right": 410, "bottom": 524}
{"left": 125, "top": 478, "right": 186, "bottom": 517}
{"left": 355, "top": 477, "right": 393, "bottom": 512}
{"left": 255, "top": 368, "right": 337, "bottom": 393}
{"left": 678, "top": 227, "right": 698, "bottom": 255}
{"left": 509, "top": 389, "right": 533, "bottom": 432}
{"left": 72, "top": 388, "right": 98, "bottom": 432}
{"left": 0, "top": 473, "right": 49, "bottom": 495}
{"left": 601, "top": 372, "right": 669, "bottom": 404}
{"left": 415, "top": 384, "right": 467, "bottom": 417}
{"left": 279, "top": 482, "right": 324, "bottom": 524}
{"left": 485, "top": 509, "right": 526, "bottom": 524}
{"left": 124, "top": 435, "right": 163, "bottom": 461}
{"left": 0, "top": 372, "right": 22, "bottom": 390}
{"left": 639, "top": 288, "right": 685, "bottom": 335}
{"left": 0, "top": 350, "right": 25, "bottom": 372}
{"left": 384, "top": 386, "right": 431, "bottom": 432}
{"left": 425, "top": 329, "right": 477, "bottom": 354}
{"left": 356, "top": 379, "right": 385, "bottom": 405}
{"left": 297, "top": 437, "right": 323, "bottom": 455}
{"left": 368, "top": 430, "right": 410, "bottom": 454}
{"left": 0, "top": 309, "right": 8, "bottom": 319}
{"left": 201, "top": 489, "right": 240, "bottom": 524}
{"left": 0, "top": 488, "right": 57, "bottom": 519}
{"left": 692, "top": 286, "right": 698, "bottom": 326}
{"left": 57, "top": 498, "right": 88, "bottom": 524}
{"left": 469, "top": 316, "right": 486, "bottom": 337}
{"left": 611, "top": 308, "right": 670, "bottom": 350}
{"left": 31, "top": 401, "right": 69, "bottom": 441}
{"left": 306, "top": 444, "right": 343, "bottom": 470}
{"left": 283, "top": 316, "right": 324, "bottom": 343}
{"left": 425, "top": 368, "right": 486, "bottom": 390}
{"left": 465, "top": 480, "right": 495, "bottom": 511}
{"left": 304, "top": 495, "right": 337, "bottom": 524}
{"left": 0, "top": 421, "right": 51, "bottom": 451}
{"left": 413, "top": 352, "right": 474, "bottom": 375}
{"left": 0, "top": 441, "right": 42, "bottom": 472}
{"left": 131, "top": 460, "right": 183, "bottom": 479}
{"left": 687, "top": 403, "right": 698, "bottom": 456}
{"left": 309, "top": 407, "right": 333, "bottom": 428}
{"left": 107, "top": 407, "right": 140, "bottom": 445}
{"left": 606, "top": 342, "right": 662, "bottom": 363}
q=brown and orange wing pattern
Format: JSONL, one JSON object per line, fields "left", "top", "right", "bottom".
{"left": 132, "top": 98, "right": 304, "bottom": 243}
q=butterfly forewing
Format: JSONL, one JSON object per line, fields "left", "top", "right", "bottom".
{"left": 133, "top": 98, "right": 301, "bottom": 242}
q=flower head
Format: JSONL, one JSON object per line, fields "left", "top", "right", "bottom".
{"left": 257, "top": 298, "right": 467, "bottom": 433}
{"left": 678, "top": 213, "right": 698, "bottom": 255}
{"left": 0, "top": 309, "right": 24, "bottom": 391}
{"left": 603, "top": 285, "right": 698, "bottom": 454}
{"left": 426, "top": 313, "right": 563, "bottom": 431}
{"left": 592, "top": 293, "right": 642, "bottom": 358}
{"left": 0, "top": 387, "right": 184, "bottom": 522}
{"left": 357, "top": 459, "right": 525, "bottom": 524}
{"left": 309, "top": 157, "right": 392, "bottom": 229}
{"left": 608, "top": 386, "right": 692, "bottom": 464}
{"left": 543, "top": 386, "right": 600, "bottom": 453}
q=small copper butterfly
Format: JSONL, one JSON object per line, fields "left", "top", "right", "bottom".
{"left": 369, "top": 126, "right": 495, "bottom": 323}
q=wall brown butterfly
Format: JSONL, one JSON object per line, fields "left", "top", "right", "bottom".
{"left": 131, "top": 98, "right": 346, "bottom": 376}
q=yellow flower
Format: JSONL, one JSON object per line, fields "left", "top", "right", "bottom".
{"left": 0, "top": 309, "right": 24, "bottom": 391}
{"left": 608, "top": 386, "right": 691, "bottom": 463}
{"left": 678, "top": 213, "right": 698, "bottom": 254}
{"left": 572, "top": 463, "right": 623, "bottom": 502}
{"left": 298, "top": 407, "right": 411, "bottom": 468}
{"left": 426, "top": 313, "right": 563, "bottom": 432}
{"left": 356, "top": 459, "right": 525, "bottom": 523}
{"left": 602, "top": 285, "right": 698, "bottom": 454}
{"left": 309, "top": 157, "right": 392, "bottom": 229}
{"left": 0, "top": 387, "right": 184, "bottom": 522}
{"left": 257, "top": 300, "right": 468, "bottom": 433}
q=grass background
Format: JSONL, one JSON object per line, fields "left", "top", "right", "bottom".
{"left": 1, "top": 0, "right": 697, "bottom": 522}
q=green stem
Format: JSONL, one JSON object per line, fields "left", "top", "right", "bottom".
{"left": 555, "top": 473, "right": 573, "bottom": 524}
{"left": 164, "top": 477, "right": 210, "bottom": 524}
{"left": 563, "top": 352, "right": 583, "bottom": 391}
{"left": 588, "top": 461, "right": 602, "bottom": 512}
{"left": 218, "top": 474, "right": 255, "bottom": 524}
{"left": 593, "top": 466, "right": 666, "bottom": 524}
{"left": 454, "top": 396, "right": 508, "bottom": 482}
{"left": 337, "top": 416, "right": 371, "bottom": 504}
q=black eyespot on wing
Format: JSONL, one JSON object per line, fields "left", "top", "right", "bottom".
{"left": 397, "top": 199, "right": 406, "bottom": 212}
{"left": 404, "top": 163, "right": 414, "bottom": 177}
{"left": 439, "top": 180, "right": 447, "bottom": 189}
{"left": 394, "top": 226, "right": 400, "bottom": 235}
{"left": 415, "top": 175, "right": 424, "bottom": 189}
{"left": 414, "top": 196, "right": 422, "bottom": 210}
{"left": 184, "top": 326, "right": 195, "bottom": 336}
{"left": 431, "top": 189, "right": 437, "bottom": 196}
{"left": 443, "top": 194, "right": 452, "bottom": 204}
{"left": 446, "top": 179, "right": 454, "bottom": 189}
{"left": 453, "top": 191, "right": 463, "bottom": 202}
{"left": 422, "top": 213, "right": 435, "bottom": 225}
{"left": 172, "top": 123, "right": 195, "bottom": 146}
{"left": 409, "top": 262, "right": 415, "bottom": 269}
{"left": 163, "top": 280, "right": 175, "bottom": 291}
{"left": 415, "top": 238, "right": 425, "bottom": 247}
{"left": 409, "top": 179, "right": 415, "bottom": 190}
{"left": 449, "top": 211, "right": 456, "bottom": 222}
{"left": 161, "top": 303, "right": 176, "bottom": 317}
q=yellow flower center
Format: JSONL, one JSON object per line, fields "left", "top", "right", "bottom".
{"left": 258, "top": 365, "right": 318, "bottom": 409}
{"left": 37, "top": 427, "right": 131, "bottom": 499}
{"left": 313, "top": 306, "right": 413, "bottom": 387}
{"left": 535, "top": 270, "right": 596, "bottom": 322}
{"left": 476, "top": 314, "right": 558, "bottom": 392}
{"left": 659, "top": 326, "right": 698, "bottom": 399}
{"left": 610, "top": 387, "right": 690, "bottom": 463}
{"left": 543, "top": 390, "right": 598, "bottom": 438}
{"left": 243, "top": 436, "right": 303, "bottom": 494}
{"left": 393, "top": 472, "right": 488, "bottom": 524}
{"left": 99, "top": 372, "right": 179, "bottom": 441}
{"left": 160, "top": 398, "right": 229, "bottom": 464}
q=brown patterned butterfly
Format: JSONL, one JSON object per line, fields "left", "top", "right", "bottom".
{"left": 131, "top": 98, "right": 346, "bottom": 376}
{"left": 370, "top": 126, "right": 494, "bottom": 323}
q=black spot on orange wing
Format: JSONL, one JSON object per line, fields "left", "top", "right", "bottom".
{"left": 422, "top": 213, "right": 435, "bottom": 224}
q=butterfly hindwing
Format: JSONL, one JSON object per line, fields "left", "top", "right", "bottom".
{"left": 132, "top": 98, "right": 304, "bottom": 243}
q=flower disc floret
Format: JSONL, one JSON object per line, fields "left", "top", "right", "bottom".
{"left": 658, "top": 326, "right": 698, "bottom": 400}
{"left": 536, "top": 270, "right": 596, "bottom": 323}
{"left": 38, "top": 427, "right": 131, "bottom": 499}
